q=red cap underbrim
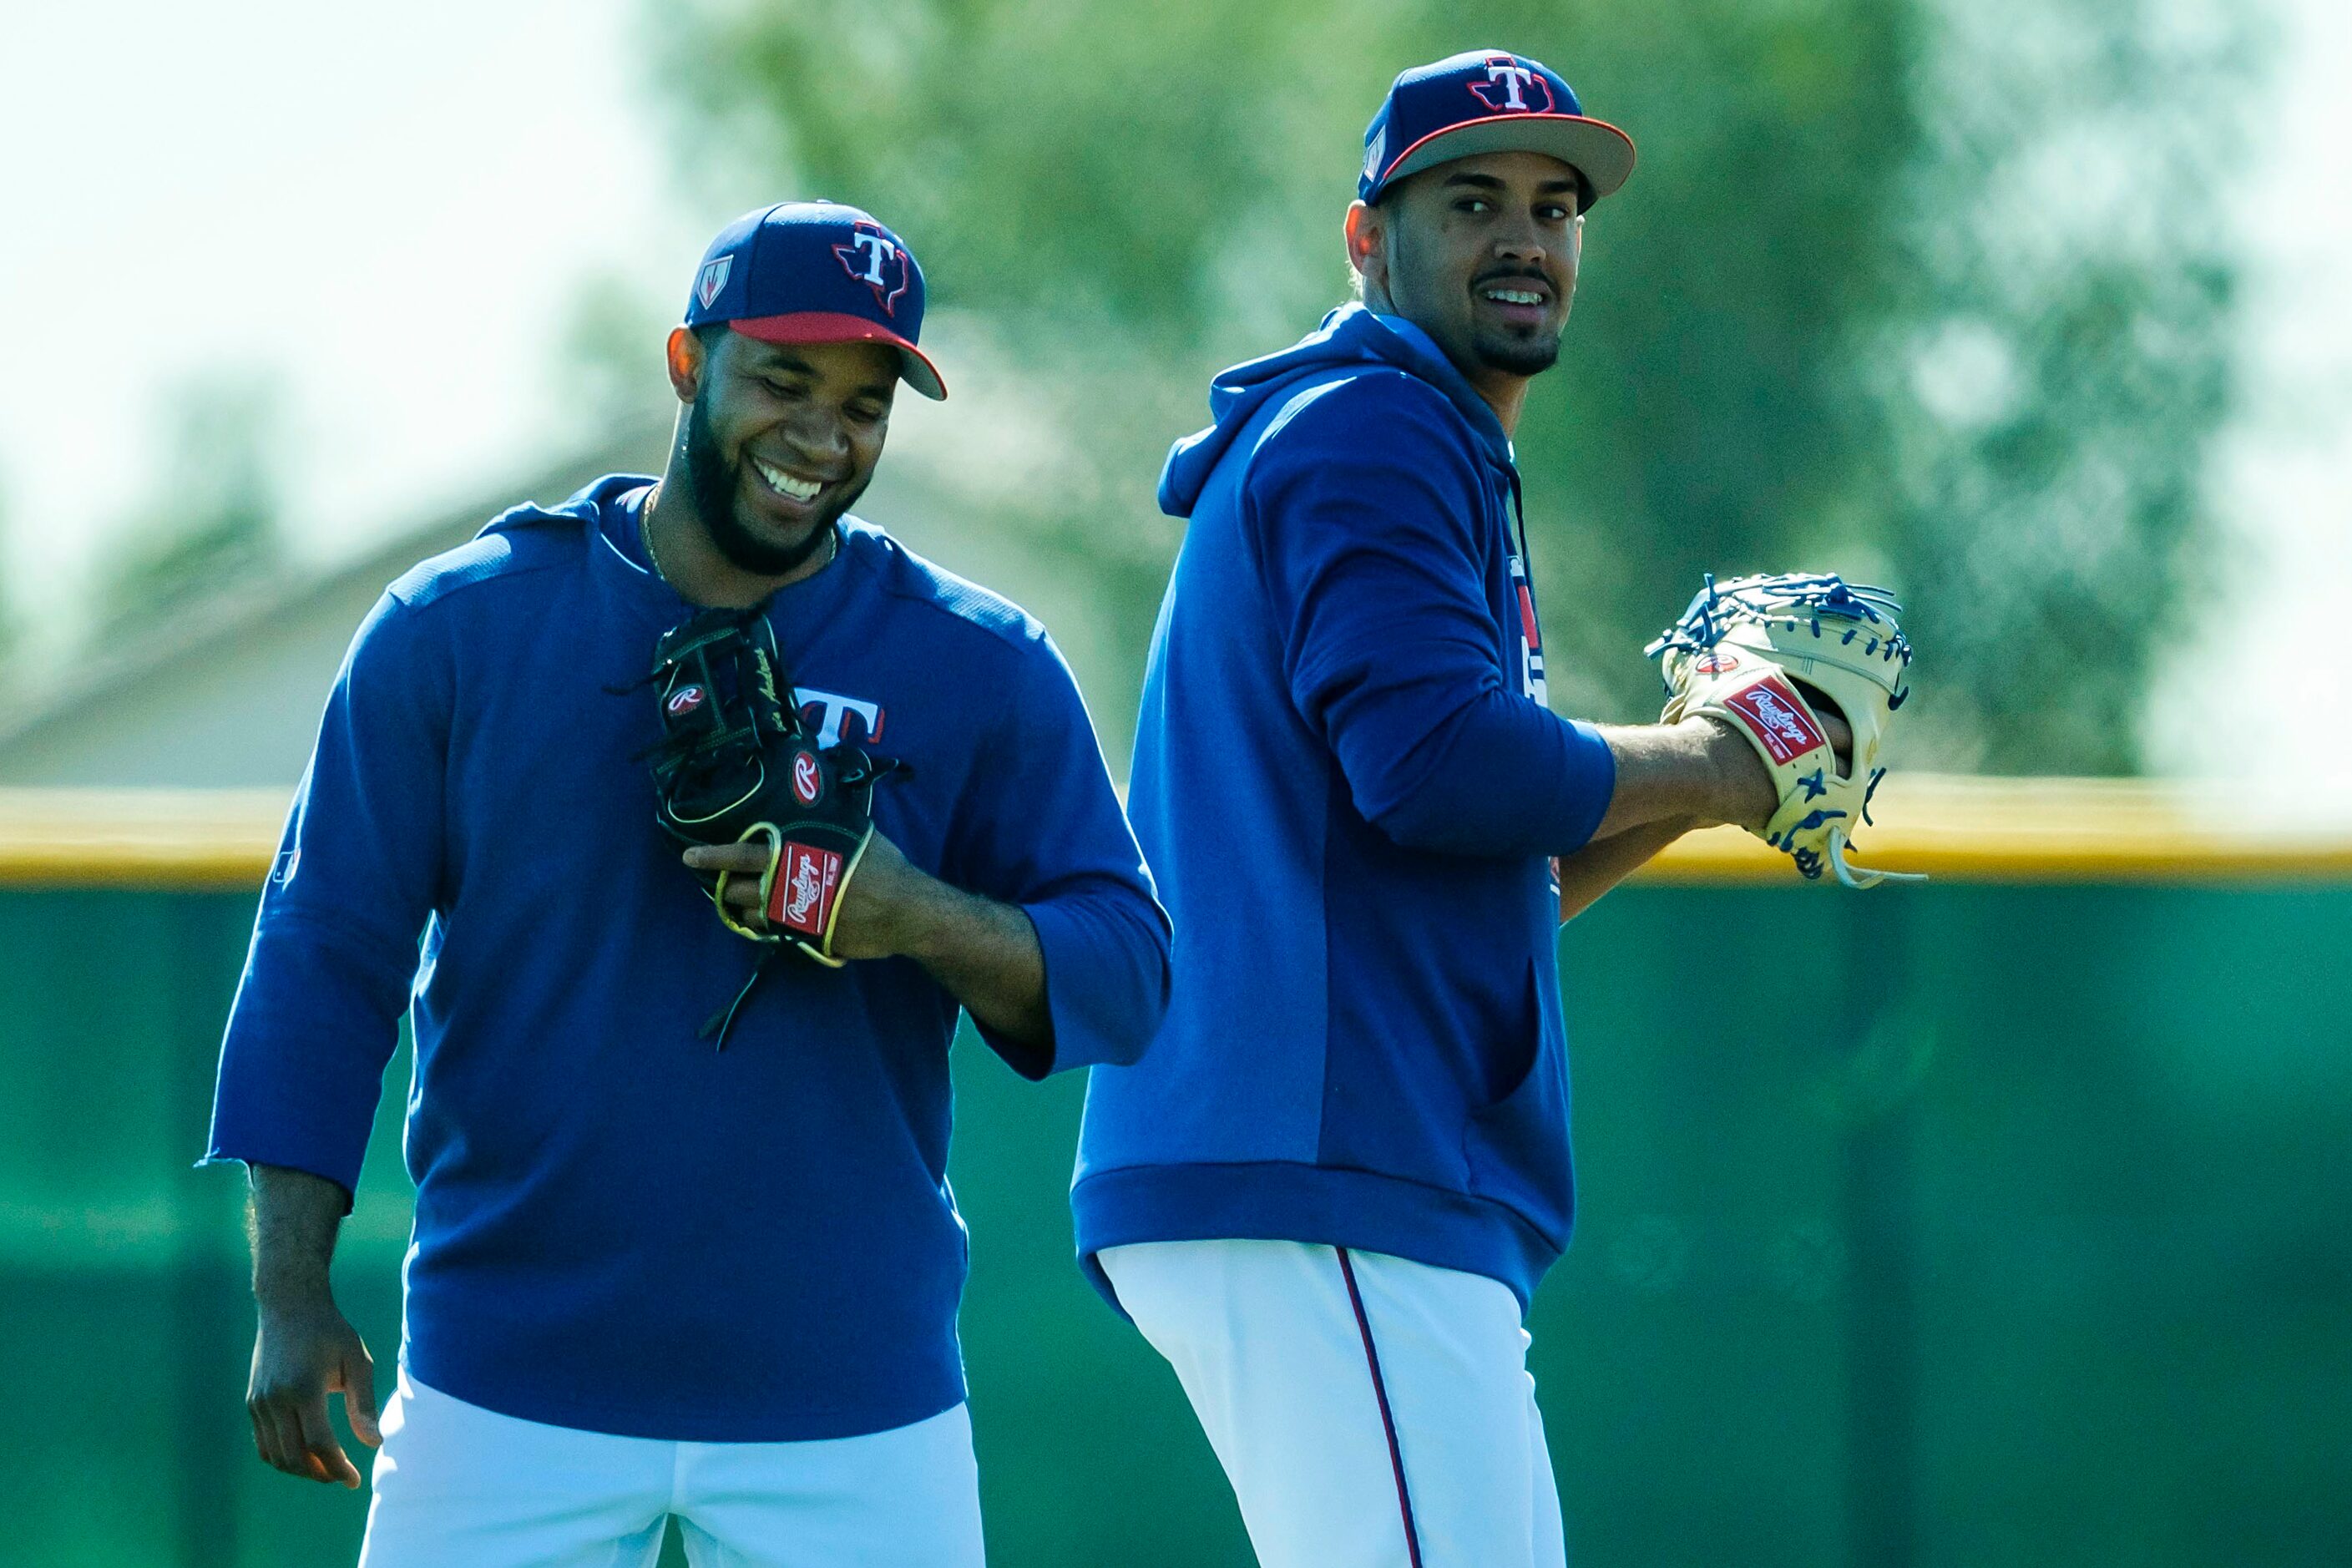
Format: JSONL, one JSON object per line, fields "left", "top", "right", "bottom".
{"left": 1378, "top": 114, "right": 1637, "bottom": 210}
{"left": 727, "top": 312, "right": 948, "bottom": 400}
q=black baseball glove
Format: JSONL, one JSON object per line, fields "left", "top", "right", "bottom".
{"left": 621, "top": 606, "right": 907, "bottom": 1043}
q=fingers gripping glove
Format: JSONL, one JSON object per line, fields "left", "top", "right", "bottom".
{"left": 1646, "top": 573, "right": 1920, "bottom": 889}
{"left": 627, "top": 607, "right": 907, "bottom": 1043}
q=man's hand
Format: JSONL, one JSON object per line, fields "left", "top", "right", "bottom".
{"left": 684, "top": 829, "right": 928, "bottom": 961}
{"left": 1697, "top": 701, "right": 1855, "bottom": 832}
{"left": 247, "top": 1293, "right": 379, "bottom": 1489}
{"left": 683, "top": 832, "right": 1054, "bottom": 1058}
{"left": 245, "top": 1164, "right": 376, "bottom": 1488}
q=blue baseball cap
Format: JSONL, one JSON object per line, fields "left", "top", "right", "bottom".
{"left": 684, "top": 201, "right": 947, "bottom": 400}
{"left": 1359, "top": 50, "right": 1635, "bottom": 212}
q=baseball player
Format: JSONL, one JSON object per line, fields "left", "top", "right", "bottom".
{"left": 1072, "top": 52, "right": 1866, "bottom": 1566}
{"left": 208, "top": 201, "right": 1170, "bottom": 1567}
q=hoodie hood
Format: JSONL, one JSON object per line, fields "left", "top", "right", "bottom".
{"left": 1158, "top": 303, "right": 1513, "bottom": 518}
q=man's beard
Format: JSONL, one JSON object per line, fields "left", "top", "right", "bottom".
{"left": 1471, "top": 329, "right": 1563, "bottom": 379}
{"left": 682, "top": 395, "right": 871, "bottom": 576}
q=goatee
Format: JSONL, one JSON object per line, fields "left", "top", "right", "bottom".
{"left": 1474, "top": 331, "right": 1562, "bottom": 378}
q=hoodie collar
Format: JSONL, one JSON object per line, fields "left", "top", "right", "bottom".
{"left": 1158, "top": 303, "right": 1515, "bottom": 518}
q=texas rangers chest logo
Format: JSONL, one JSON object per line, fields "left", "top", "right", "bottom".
{"left": 1470, "top": 56, "right": 1554, "bottom": 114}
{"left": 1510, "top": 554, "right": 1548, "bottom": 705}
{"left": 791, "top": 686, "right": 886, "bottom": 748}
{"left": 833, "top": 224, "right": 910, "bottom": 314}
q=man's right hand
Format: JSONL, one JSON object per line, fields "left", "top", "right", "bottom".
{"left": 248, "top": 1295, "right": 381, "bottom": 1488}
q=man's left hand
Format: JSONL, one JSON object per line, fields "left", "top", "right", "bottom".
{"left": 684, "top": 831, "right": 933, "bottom": 962}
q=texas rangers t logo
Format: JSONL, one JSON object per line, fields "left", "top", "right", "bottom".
{"left": 834, "top": 225, "right": 909, "bottom": 314}
{"left": 1470, "top": 56, "right": 1553, "bottom": 114}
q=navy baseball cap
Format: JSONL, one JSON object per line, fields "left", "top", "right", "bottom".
{"left": 1359, "top": 50, "right": 1636, "bottom": 212}
{"left": 684, "top": 201, "right": 947, "bottom": 400}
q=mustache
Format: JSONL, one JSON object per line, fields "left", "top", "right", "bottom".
{"left": 1470, "top": 266, "right": 1554, "bottom": 291}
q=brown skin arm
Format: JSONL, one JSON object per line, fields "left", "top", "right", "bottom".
{"left": 684, "top": 831, "right": 1055, "bottom": 1070}
{"left": 1552, "top": 815, "right": 1702, "bottom": 924}
{"left": 244, "top": 1165, "right": 379, "bottom": 1489}
{"left": 1550, "top": 706, "right": 1856, "bottom": 921}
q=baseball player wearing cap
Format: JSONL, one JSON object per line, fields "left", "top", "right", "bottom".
{"left": 208, "top": 201, "right": 1170, "bottom": 1567}
{"left": 1075, "top": 52, "right": 1835, "bottom": 1567}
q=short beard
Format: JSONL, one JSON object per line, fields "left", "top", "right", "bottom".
{"left": 681, "top": 394, "right": 869, "bottom": 576}
{"left": 1470, "top": 329, "right": 1563, "bottom": 379}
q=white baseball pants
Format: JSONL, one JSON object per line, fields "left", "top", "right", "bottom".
{"left": 357, "top": 1368, "right": 986, "bottom": 1568}
{"left": 1098, "top": 1238, "right": 1565, "bottom": 1568}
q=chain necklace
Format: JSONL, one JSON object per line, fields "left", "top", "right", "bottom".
{"left": 642, "top": 483, "right": 838, "bottom": 590}
{"left": 640, "top": 483, "right": 678, "bottom": 588}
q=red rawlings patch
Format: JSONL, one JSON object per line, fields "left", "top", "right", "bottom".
{"left": 666, "top": 685, "right": 706, "bottom": 716}
{"left": 768, "top": 842, "right": 844, "bottom": 937}
{"left": 1724, "top": 675, "right": 1828, "bottom": 766}
{"left": 1693, "top": 651, "right": 1742, "bottom": 675}
{"left": 791, "top": 750, "right": 822, "bottom": 805}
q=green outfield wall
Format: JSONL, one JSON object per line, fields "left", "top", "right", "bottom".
{"left": 2, "top": 881, "right": 2347, "bottom": 1567}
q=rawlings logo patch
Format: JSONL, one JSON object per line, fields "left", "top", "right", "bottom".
{"left": 1725, "top": 676, "right": 1828, "bottom": 765}
{"left": 666, "top": 685, "right": 706, "bottom": 716}
{"left": 791, "top": 750, "right": 822, "bottom": 805}
{"left": 771, "top": 842, "right": 843, "bottom": 936}
{"left": 1693, "top": 651, "right": 1742, "bottom": 675}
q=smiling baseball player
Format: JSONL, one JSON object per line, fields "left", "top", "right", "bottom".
{"left": 208, "top": 200, "right": 1169, "bottom": 1567}
{"left": 1073, "top": 51, "right": 1873, "bottom": 1566}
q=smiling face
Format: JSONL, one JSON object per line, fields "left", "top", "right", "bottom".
{"left": 668, "top": 327, "right": 898, "bottom": 576}
{"left": 1348, "top": 149, "right": 1585, "bottom": 409}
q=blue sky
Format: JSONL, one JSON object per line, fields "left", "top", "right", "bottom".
{"left": 1, "top": 0, "right": 2344, "bottom": 807}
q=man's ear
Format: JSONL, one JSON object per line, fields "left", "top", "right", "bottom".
{"left": 1344, "top": 200, "right": 1385, "bottom": 299}
{"left": 665, "top": 326, "right": 706, "bottom": 404}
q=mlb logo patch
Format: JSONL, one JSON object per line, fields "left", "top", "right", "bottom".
{"left": 770, "top": 842, "right": 844, "bottom": 937}
{"left": 695, "top": 255, "right": 733, "bottom": 311}
{"left": 1724, "top": 675, "right": 1828, "bottom": 765}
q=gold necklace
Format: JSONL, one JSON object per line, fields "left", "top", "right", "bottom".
{"left": 643, "top": 483, "right": 839, "bottom": 587}
{"left": 641, "top": 484, "right": 677, "bottom": 587}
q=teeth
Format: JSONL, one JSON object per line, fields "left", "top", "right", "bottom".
{"left": 755, "top": 460, "right": 822, "bottom": 501}
{"left": 1485, "top": 288, "right": 1543, "bottom": 306}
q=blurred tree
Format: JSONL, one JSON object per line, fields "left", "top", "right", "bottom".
{"left": 658, "top": 0, "right": 2256, "bottom": 774}
{"left": 1863, "top": 0, "right": 2257, "bottom": 772}
{"left": 97, "top": 371, "right": 288, "bottom": 637}
{"left": 0, "top": 475, "right": 20, "bottom": 684}
{"left": 557, "top": 270, "right": 685, "bottom": 437}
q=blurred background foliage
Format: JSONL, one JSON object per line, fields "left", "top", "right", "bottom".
{"left": 95, "top": 370, "right": 290, "bottom": 638}
{"left": 655, "top": 0, "right": 2258, "bottom": 774}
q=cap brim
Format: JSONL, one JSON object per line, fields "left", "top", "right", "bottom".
{"left": 1379, "top": 114, "right": 1636, "bottom": 208}
{"left": 727, "top": 312, "right": 948, "bottom": 400}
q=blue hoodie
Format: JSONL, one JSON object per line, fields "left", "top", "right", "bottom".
{"left": 206, "top": 477, "right": 1170, "bottom": 1441}
{"left": 1072, "top": 306, "right": 1616, "bottom": 1311}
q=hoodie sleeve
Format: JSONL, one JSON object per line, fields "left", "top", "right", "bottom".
{"left": 945, "top": 630, "right": 1173, "bottom": 1080}
{"left": 203, "top": 589, "right": 451, "bottom": 1204}
{"left": 1247, "top": 372, "right": 1616, "bottom": 858}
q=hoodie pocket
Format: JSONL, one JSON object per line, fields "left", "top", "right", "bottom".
{"left": 1460, "top": 959, "right": 1574, "bottom": 1249}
